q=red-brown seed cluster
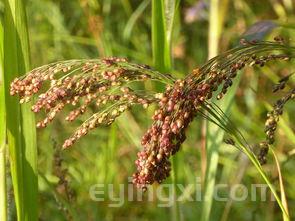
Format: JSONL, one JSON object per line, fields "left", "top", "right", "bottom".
{"left": 10, "top": 58, "right": 169, "bottom": 149}
{"left": 62, "top": 89, "right": 153, "bottom": 149}
{"left": 10, "top": 73, "right": 44, "bottom": 103}
{"left": 133, "top": 40, "right": 294, "bottom": 188}
{"left": 9, "top": 40, "right": 295, "bottom": 190}
{"left": 132, "top": 67, "right": 229, "bottom": 188}
{"left": 133, "top": 80, "right": 196, "bottom": 188}
{"left": 258, "top": 87, "right": 294, "bottom": 164}
{"left": 102, "top": 57, "right": 128, "bottom": 66}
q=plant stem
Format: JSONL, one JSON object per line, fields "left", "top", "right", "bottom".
{"left": 201, "top": 1, "right": 221, "bottom": 220}
{"left": 271, "top": 147, "right": 290, "bottom": 221}
{"left": 4, "top": 0, "right": 38, "bottom": 220}
{"left": 151, "top": 0, "right": 170, "bottom": 72}
{"left": 152, "top": 0, "right": 180, "bottom": 220}
{"left": 205, "top": 104, "right": 291, "bottom": 221}
{"left": 208, "top": 0, "right": 220, "bottom": 59}
{"left": 0, "top": 15, "right": 7, "bottom": 221}
{"left": 0, "top": 146, "right": 7, "bottom": 221}
{"left": 171, "top": 156, "right": 181, "bottom": 221}
{"left": 239, "top": 146, "right": 290, "bottom": 221}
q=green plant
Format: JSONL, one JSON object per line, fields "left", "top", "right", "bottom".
{"left": 0, "top": 16, "right": 7, "bottom": 221}
{"left": 3, "top": 0, "right": 38, "bottom": 220}
{"left": 10, "top": 38, "right": 295, "bottom": 218}
{"left": 2, "top": 1, "right": 295, "bottom": 220}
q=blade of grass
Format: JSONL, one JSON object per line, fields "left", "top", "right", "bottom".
{"left": 0, "top": 146, "right": 6, "bottom": 221}
{"left": 201, "top": 102, "right": 290, "bottom": 220}
{"left": 237, "top": 144, "right": 290, "bottom": 220}
{"left": 4, "top": 0, "right": 38, "bottom": 220}
{"left": 170, "top": 155, "right": 181, "bottom": 221}
{"left": 207, "top": 0, "right": 221, "bottom": 59}
{"left": 164, "top": 0, "right": 180, "bottom": 47}
{"left": 271, "top": 147, "right": 289, "bottom": 221}
{"left": 152, "top": 0, "right": 171, "bottom": 72}
{"left": 220, "top": 155, "right": 249, "bottom": 221}
{"left": 123, "top": 0, "right": 150, "bottom": 41}
{"left": 201, "top": 78, "right": 241, "bottom": 221}
{"left": 0, "top": 17, "right": 7, "bottom": 221}
{"left": 201, "top": 1, "right": 226, "bottom": 221}
{"left": 152, "top": 0, "right": 181, "bottom": 221}
{"left": 152, "top": 0, "right": 180, "bottom": 220}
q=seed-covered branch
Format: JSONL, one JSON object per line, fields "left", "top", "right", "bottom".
{"left": 258, "top": 74, "right": 295, "bottom": 164}
{"left": 10, "top": 40, "right": 295, "bottom": 189}
{"left": 10, "top": 57, "right": 175, "bottom": 148}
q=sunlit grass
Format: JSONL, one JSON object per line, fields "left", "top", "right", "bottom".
{"left": 3, "top": 0, "right": 38, "bottom": 220}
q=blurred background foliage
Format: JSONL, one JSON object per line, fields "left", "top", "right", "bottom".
{"left": 1, "top": 0, "right": 295, "bottom": 220}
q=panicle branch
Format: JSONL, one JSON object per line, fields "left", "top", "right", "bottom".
{"left": 10, "top": 57, "right": 174, "bottom": 148}
{"left": 133, "top": 39, "right": 295, "bottom": 188}
{"left": 10, "top": 39, "right": 295, "bottom": 189}
{"left": 258, "top": 74, "right": 294, "bottom": 164}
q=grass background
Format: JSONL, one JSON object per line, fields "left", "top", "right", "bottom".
{"left": 0, "top": 0, "right": 295, "bottom": 220}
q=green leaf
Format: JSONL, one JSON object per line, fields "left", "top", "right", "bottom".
{"left": 4, "top": 0, "right": 38, "bottom": 220}
{"left": 123, "top": 0, "right": 150, "bottom": 41}
{"left": 201, "top": 76, "right": 241, "bottom": 221}
{"left": 202, "top": 1, "right": 230, "bottom": 220}
{"left": 0, "top": 16, "right": 7, "bottom": 221}
{"left": 152, "top": 0, "right": 171, "bottom": 72}
{"left": 152, "top": 1, "right": 180, "bottom": 220}
{"left": 164, "top": 0, "right": 180, "bottom": 45}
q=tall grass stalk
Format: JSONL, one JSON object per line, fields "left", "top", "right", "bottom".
{"left": 237, "top": 144, "right": 290, "bottom": 220}
{"left": 201, "top": 0, "right": 231, "bottom": 221}
{"left": 271, "top": 148, "right": 290, "bottom": 221}
{"left": 4, "top": 0, "right": 38, "bottom": 220}
{"left": 152, "top": 0, "right": 180, "bottom": 220}
{"left": 202, "top": 102, "right": 291, "bottom": 220}
{"left": 0, "top": 18, "right": 7, "bottom": 221}
{"left": 152, "top": 0, "right": 171, "bottom": 73}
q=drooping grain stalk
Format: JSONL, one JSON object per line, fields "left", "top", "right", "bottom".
{"left": 199, "top": 73, "right": 294, "bottom": 220}
{"left": 8, "top": 38, "right": 295, "bottom": 221}
{"left": 258, "top": 77, "right": 294, "bottom": 163}
{"left": 9, "top": 40, "right": 295, "bottom": 184}
{"left": 199, "top": 98, "right": 293, "bottom": 220}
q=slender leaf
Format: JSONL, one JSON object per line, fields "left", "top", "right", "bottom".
{"left": 4, "top": 0, "right": 38, "bottom": 220}
{"left": 0, "top": 17, "right": 7, "bottom": 221}
{"left": 152, "top": 0, "right": 180, "bottom": 220}
{"left": 271, "top": 148, "right": 290, "bottom": 221}
{"left": 201, "top": 1, "right": 228, "bottom": 220}
{"left": 123, "top": 0, "right": 150, "bottom": 41}
{"left": 164, "top": 0, "right": 180, "bottom": 45}
{"left": 152, "top": 0, "right": 171, "bottom": 72}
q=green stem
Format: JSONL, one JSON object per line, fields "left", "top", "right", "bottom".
{"left": 270, "top": 147, "right": 289, "bottom": 221}
{"left": 240, "top": 146, "right": 290, "bottom": 221}
{"left": 201, "top": 1, "right": 222, "bottom": 221}
{"left": 208, "top": 0, "right": 220, "bottom": 59}
{"left": 151, "top": 0, "right": 171, "bottom": 72}
{"left": 206, "top": 103, "right": 290, "bottom": 220}
{"left": 152, "top": 0, "right": 180, "bottom": 220}
{"left": 0, "top": 146, "right": 7, "bottom": 221}
{"left": 0, "top": 14, "right": 7, "bottom": 221}
{"left": 4, "top": 0, "right": 38, "bottom": 220}
{"left": 171, "top": 156, "right": 181, "bottom": 221}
